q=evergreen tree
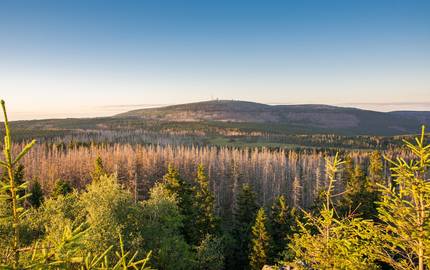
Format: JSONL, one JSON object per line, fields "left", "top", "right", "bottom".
{"left": 229, "top": 183, "right": 258, "bottom": 270}
{"left": 163, "top": 165, "right": 195, "bottom": 245}
{"left": 0, "top": 100, "right": 36, "bottom": 268}
{"left": 289, "top": 153, "right": 380, "bottom": 270}
{"left": 28, "top": 181, "right": 44, "bottom": 207}
{"left": 367, "top": 151, "right": 384, "bottom": 190}
{"left": 14, "top": 164, "right": 26, "bottom": 198}
{"left": 52, "top": 179, "right": 72, "bottom": 198}
{"left": 91, "top": 156, "right": 107, "bottom": 181}
{"left": 249, "top": 208, "right": 270, "bottom": 270}
{"left": 377, "top": 126, "right": 430, "bottom": 270}
{"left": 339, "top": 162, "right": 379, "bottom": 219}
{"left": 342, "top": 155, "right": 355, "bottom": 188}
{"left": 192, "top": 164, "right": 218, "bottom": 245}
{"left": 196, "top": 234, "right": 225, "bottom": 270}
{"left": 80, "top": 174, "right": 145, "bottom": 257}
{"left": 269, "top": 195, "right": 295, "bottom": 262}
{"left": 351, "top": 164, "right": 366, "bottom": 192}
{"left": 141, "top": 183, "right": 195, "bottom": 270}
{"left": 340, "top": 163, "right": 365, "bottom": 209}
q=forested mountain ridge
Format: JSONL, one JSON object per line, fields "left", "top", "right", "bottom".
{"left": 3, "top": 100, "right": 429, "bottom": 150}
{"left": 388, "top": 110, "right": 430, "bottom": 123}
{"left": 117, "top": 100, "right": 429, "bottom": 135}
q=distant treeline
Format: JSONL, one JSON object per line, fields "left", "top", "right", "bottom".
{"left": 1, "top": 118, "right": 416, "bottom": 150}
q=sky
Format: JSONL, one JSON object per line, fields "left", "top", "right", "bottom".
{"left": 0, "top": 0, "right": 429, "bottom": 120}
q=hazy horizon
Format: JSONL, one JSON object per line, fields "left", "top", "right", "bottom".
{"left": 6, "top": 100, "right": 430, "bottom": 121}
{"left": 1, "top": 0, "right": 429, "bottom": 120}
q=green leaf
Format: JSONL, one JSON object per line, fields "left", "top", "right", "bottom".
{"left": 13, "top": 139, "right": 36, "bottom": 165}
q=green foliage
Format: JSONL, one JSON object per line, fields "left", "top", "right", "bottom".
{"left": 339, "top": 157, "right": 380, "bottom": 220}
{"left": 368, "top": 151, "right": 384, "bottom": 190}
{"left": 0, "top": 99, "right": 36, "bottom": 268}
{"left": 91, "top": 156, "right": 107, "bottom": 181}
{"left": 249, "top": 208, "right": 270, "bottom": 270}
{"left": 13, "top": 164, "right": 26, "bottom": 198}
{"left": 79, "top": 174, "right": 144, "bottom": 257}
{"left": 376, "top": 126, "right": 430, "bottom": 270}
{"left": 0, "top": 100, "right": 153, "bottom": 269}
{"left": 195, "top": 234, "right": 225, "bottom": 270}
{"left": 52, "top": 179, "right": 72, "bottom": 198}
{"left": 228, "top": 183, "right": 258, "bottom": 270}
{"left": 289, "top": 153, "right": 380, "bottom": 270}
{"left": 269, "top": 195, "right": 296, "bottom": 263}
{"left": 191, "top": 164, "right": 219, "bottom": 245}
{"left": 163, "top": 165, "right": 196, "bottom": 245}
{"left": 140, "top": 183, "right": 194, "bottom": 270}
{"left": 28, "top": 181, "right": 44, "bottom": 208}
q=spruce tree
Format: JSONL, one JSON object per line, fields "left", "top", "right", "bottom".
{"left": 14, "top": 164, "right": 26, "bottom": 198}
{"left": 28, "top": 181, "right": 44, "bottom": 207}
{"left": 249, "top": 208, "right": 270, "bottom": 270}
{"left": 342, "top": 155, "right": 355, "bottom": 188}
{"left": 52, "top": 179, "right": 72, "bottom": 198}
{"left": 196, "top": 234, "right": 225, "bottom": 270}
{"left": 0, "top": 100, "right": 36, "bottom": 268}
{"left": 91, "top": 156, "right": 107, "bottom": 181}
{"left": 351, "top": 164, "right": 366, "bottom": 192}
{"left": 230, "top": 183, "right": 258, "bottom": 270}
{"left": 289, "top": 153, "right": 380, "bottom": 269}
{"left": 163, "top": 165, "right": 195, "bottom": 245}
{"left": 377, "top": 126, "right": 430, "bottom": 270}
{"left": 339, "top": 162, "right": 379, "bottom": 219}
{"left": 367, "top": 151, "right": 384, "bottom": 190}
{"left": 269, "top": 195, "right": 295, "bottom": 262}
{"left": 192, "top": 164, "right": 218, "bottom": 244}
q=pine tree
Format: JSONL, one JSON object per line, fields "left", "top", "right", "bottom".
{"left": 338, "top": 161, "right": 376, "bottom": 218}
{"left": 141, "top": 182, "right": 194, "bottom": 270}
{"left": 341, "top": 161, "right": 381, "bottom": 219}
{"left": 342, "top": 155, "right": 355, "bottom": 188}
{"left": 351, "top": 164, "right": 366, "bottom": 192}
{"left": 192, "top": 164, "right": 218, "bottom": 244}
{"left": 367, "top": 151, "right": 384, "bottom": 190}
{"left": 377, "top": 126, "right": 430, "bottom": 270}
{"left": 28, "top": 181, "right": 44, "bottom": 207}
{"left": 163, "top": 165, "right": 195, "bottom": 245}
{"left": 196, "top": 234, "right": 225, "bottom": 270}
{"left": 0, "top": 100, "right": 36, "bottom": 268}
{"left": 13, "top": 164, "right": 26, "bottom": 198}
{"left": 249, "top": 208, "right": 270, "bottom": 270}
{"left": 289, "top": 153, "right": 380, "bottom": 270}
{"left": 52, "top": 179, "right": 72, "bottom": 198}
{"left": 230, "top": 183, "right": 258, "bottom": 270}
{"left": 269, "top": 195, "right": 295, "bottom": 262}
{"left": 91, "top": 156, "right": 107, "bottom": 181}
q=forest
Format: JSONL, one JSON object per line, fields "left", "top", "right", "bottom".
{"left": 1, "top": 99, "right": 430, "bottom": 270}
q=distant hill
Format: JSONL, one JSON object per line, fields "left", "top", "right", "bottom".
{"left": 116, "top": 100, "right": 429, "bottom": 135}
{"left": 388, "top": 111, "right": 430, "bottom": 124}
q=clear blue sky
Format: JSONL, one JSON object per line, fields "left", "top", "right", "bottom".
{"left": 1, "top": 0, "right": 429, "bottom": 119}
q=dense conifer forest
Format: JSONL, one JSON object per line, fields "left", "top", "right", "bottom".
{"left": 1, "top": 100, "right": 430, "bottom": 270}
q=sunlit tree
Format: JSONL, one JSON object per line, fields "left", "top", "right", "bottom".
{"left": 377, "top": 126, "right": 430, "bottom": 270}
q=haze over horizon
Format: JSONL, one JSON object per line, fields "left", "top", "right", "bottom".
{"left": 1, "top": 0, "right": 429, "bottom": 120}
{"left": 5, "top": 100, "right": 430, "bottom": 121}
